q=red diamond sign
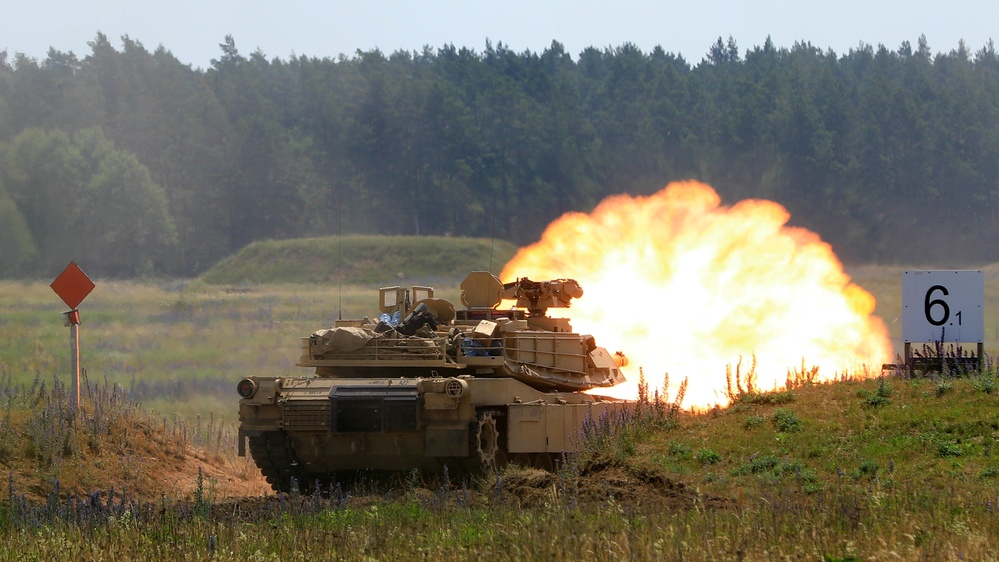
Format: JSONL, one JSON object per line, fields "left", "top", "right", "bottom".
{"left": 50, "top": 261, "right": 95, "bottom": 309}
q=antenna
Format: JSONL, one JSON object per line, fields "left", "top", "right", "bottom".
{"left": 335, "top": 179, "right": 343, "bottom": 320}
{"left": 488, "top": 186, "right": 498, "bottom": 274}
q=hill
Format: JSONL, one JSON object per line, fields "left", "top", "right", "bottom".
{"left": 200, "top": 235, "right": 519, "bottom": 285}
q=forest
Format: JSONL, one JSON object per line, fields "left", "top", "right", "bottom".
{"left": 1, "top": 33, "right": 998, "bottom": 278}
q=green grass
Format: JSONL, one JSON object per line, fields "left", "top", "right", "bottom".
{"left": 200, "top": 235, "right": 518, "bottom": 285}
{"left": 0, "top": 372, "right": 996, "bottom": 559}
{"left": 0, "top": 278, "right": 466, "bottom": 423}
{"left": 637, "top": 375, "right": 999, "bottom": 500}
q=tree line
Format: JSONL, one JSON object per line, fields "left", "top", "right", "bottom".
{"left": 1, "top": 33, "right": 997, "bottom": 278}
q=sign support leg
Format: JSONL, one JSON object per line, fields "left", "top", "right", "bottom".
{"left": 70, "top": 321, "right": 80, "bottom": 410}
{"left": 65, "top": 309, "right": 81, "bottom": 411}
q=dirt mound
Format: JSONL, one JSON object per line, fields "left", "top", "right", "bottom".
{"left": 112, "top": 439, "right": 271, "bottom": 502}
{"left": 2, "top": 415, "right": 269, "bottom": 504}
{"left": 494, "top": 460, "right": 731, "bottom": 510}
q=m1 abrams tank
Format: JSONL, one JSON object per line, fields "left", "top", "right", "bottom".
{"left": 237, "top": 271, "right": 631, "bottom": 492}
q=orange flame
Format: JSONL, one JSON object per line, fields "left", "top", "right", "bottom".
{"left": 500, "top": 181, "right": 892, "bottom": 407}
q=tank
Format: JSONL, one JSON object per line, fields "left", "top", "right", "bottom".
{"left": 237, "top": 271, "right": 632, "bottom": 492}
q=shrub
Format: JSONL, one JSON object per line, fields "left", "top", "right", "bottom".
{"left": 696, "top": 448, "right": 722, "bottom": 465}
{"left": 852, "top": 460, "right": 879, "bottom": 481}
{"left": 937, "top": 440, "right": 964, "bottom": 458}
{"left": 732, "top": 455, "right": 781, "bottom": 476}
{"left": 771, "top": 408, "right": 802, "bottom": 433}
{"left": 743, "top": 415, "right": 765, "bottom": 430}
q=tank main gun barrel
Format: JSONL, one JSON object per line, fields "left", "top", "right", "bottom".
{"left": 502, "top": 277, "right": 583, "bottom": 317}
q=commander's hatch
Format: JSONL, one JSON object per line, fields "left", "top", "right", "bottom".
{"left": 379, "top": 285, "right": 434, "bottom": 317}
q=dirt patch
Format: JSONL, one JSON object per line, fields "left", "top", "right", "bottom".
{"left": 493, "top": 460, "right": 731, "bottom": 511}
{"left": 491, "top": 468, "right": 561, "bottom": 508}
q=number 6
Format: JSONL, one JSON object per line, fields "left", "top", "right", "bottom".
{"left": 924, "top": 285, "right": 950, "bottom": 327}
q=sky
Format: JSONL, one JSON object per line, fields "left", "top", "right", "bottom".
{"left": 2, "top": 0, "right": 996, "bottom": 69}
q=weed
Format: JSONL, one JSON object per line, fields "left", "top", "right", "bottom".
{"left": 405, "top": 468, "right": 421, "bottom": 493}
{"left": 724, "top": 355, "right": 796, "bottom": 405}
{"left": 786, "top": 359, "right": 820, "bottom": 389}
{"left": 667, "top": 441, "right": 692, "bottom": 459}
{"left": 748, "top": 389, "right": 796, "bottom": 405}
{"left": 193, "top": 467, "right": 208, "bottom": 518}
{"left": 934, "top": 379, "right": 953, "bottom": 397}
{"left": 909, "top": 341, "right": 982, "bottom": 376}
{"left": 725, "top": 355, "right": 758, "bottom": 403}
{"left": 971, "top": 372, "right": 998, "bottom": 394}
{"left": 858, "top": 377, "right": 893, "bottom": 407}
{"left": 579, "top": 408, "right": 635, "bottom": 461}
{"left": 632, "top": 369, "right": 686, "bottom": 431}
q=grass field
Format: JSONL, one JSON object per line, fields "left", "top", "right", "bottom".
{"left": 0, "top": 278, "right": 474, "bottom": 423}
{"left": 2, "top": 258, "right": 999, "bottom": 559}
{"left": 0, "top": 371, "right": 995, "bottom": 559}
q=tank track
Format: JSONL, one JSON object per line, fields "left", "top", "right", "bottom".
{"left": 247, "top": 431, "right": 321, "bottom": 494}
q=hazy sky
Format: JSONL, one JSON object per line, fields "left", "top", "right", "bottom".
{"left": 2, "top": 0, "right": 996, "bottom": 69}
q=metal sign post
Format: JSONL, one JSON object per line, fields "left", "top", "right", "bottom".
{"left": 50, "top": 262, "right": 95, "bottom": 410}
{"left": 64, "top": 309, "right": 81, "bottom": 407}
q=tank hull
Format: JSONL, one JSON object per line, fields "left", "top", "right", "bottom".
{"left": 238, "top": 375, "right": 631, "bottom": 491}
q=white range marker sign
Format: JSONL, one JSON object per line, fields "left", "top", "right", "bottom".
{"left": 902, "top": 270, "right": 983, "bottom": 344}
